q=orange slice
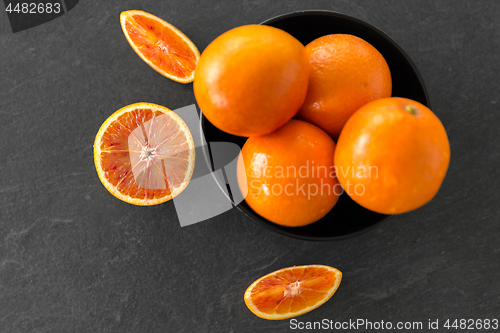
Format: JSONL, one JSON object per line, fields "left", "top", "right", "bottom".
{"left": 120, "top": 10, "right": 200, "bottom": 83}
{"left": 94, "top": 102, "right": 195, "bottom": 205}
{"left": 244, "top": 265, "right": 342, "bottom": 320}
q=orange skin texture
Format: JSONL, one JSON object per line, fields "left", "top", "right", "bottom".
{"left": 237, "top": 120, "right": 340, "bottom": 227}
{"left": 194, "top": 25, "right": 310, "bottom": 137}
{"left": 297, "top": 34, "right": 392, "bottom": 138}
{"left": 334, "top": 97, "right": 450, "bottom": 214}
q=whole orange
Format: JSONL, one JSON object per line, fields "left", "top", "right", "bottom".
{"left": 237, "top": 119, "right": 341, "bottom": 227}
{"left": 194, "top": 25, "right": 309, "bottom": 137}
{"left": 334, "top": 97, "right": 450, "bottom": 215}
{"left": 297, "top": 34, "right": 392, "bottom": 138}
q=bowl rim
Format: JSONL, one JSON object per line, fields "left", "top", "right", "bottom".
{"left": 199, "top": 9, "right": 431, "bottom": 241}
{"left": 260, "top": 10, "right": 431, "bottom": 109}
{"left": 200, "top": 112, "right": 393, "bottom": 242}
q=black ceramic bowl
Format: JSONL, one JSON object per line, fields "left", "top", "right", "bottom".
{"left": 200, "top": 10, "right": 431, "bottom": 241}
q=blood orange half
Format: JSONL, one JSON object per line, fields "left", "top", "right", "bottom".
{"left": 244, "top": 265, "right": 342, "bottom": 320}
{"left": 120, "top": 10, "right": 200, "bottom": 83}
{"left": 94, "top": 103, "right": 195, "bottom": 205}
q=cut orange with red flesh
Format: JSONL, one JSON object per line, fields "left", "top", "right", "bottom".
{"left": 94, "top": 103, "right": 195, "bottom": 205}
{"left": 244, "top": 265, "right": 342, "bottom": 320}
{"left": 120, "top": 10, "right": 200, "bottom": 83}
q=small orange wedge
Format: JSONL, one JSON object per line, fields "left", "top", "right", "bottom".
{"left": 120, "top": 10, "right": 200, "bottom": 83}
{"left": 244, "top": 265, "right": 342, "bottom": 320}
{"left": 94, "top": 103, "right": 195, "bottom": 205}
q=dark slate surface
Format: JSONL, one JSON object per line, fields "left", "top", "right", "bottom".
{"left": 1, "top": 1, "right": 499, "bottom": 332}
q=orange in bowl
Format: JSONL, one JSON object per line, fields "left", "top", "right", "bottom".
{"left": 237, "top": 119, "right": 340, "bottom": 227}
{"left": 194, "top": 25, "right": 310, "bottom": 137}
{"left": 334, "top": 97, "right": 450, "bottom": 214}
{"left": 297, "top": 34, "right": 392, "bottom": 138}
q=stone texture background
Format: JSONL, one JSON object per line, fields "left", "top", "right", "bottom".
{"left": 0, "top": 1, "right": 499, "bottom": 332}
